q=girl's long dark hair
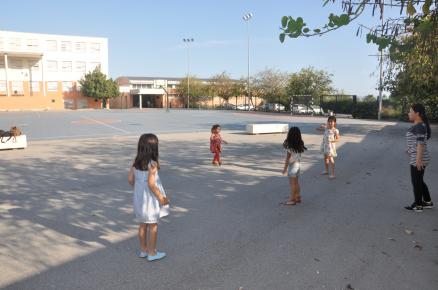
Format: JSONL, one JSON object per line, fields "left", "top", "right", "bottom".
{"left": 283, "top": 127, "right": 307, "bottom": 153}
{"left": 133, "top": 134, "right": 159, "bottom": 171}
{"left": 412, "top": 104, "right": 431, "bottom": 139}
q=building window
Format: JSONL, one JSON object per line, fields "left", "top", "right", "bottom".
{"left": 9, "top": 38, "right": 21, "bottom": 50}
{"left": 46, "top": 40, "right": 57, "bottom": 51}
{"left": 47, "top": 61, "right": 58, "bottom": 72}
{"left": 75, "top": 42, "right": 86, "bottom": 52}
{"left": 61, "top": 41, "right": 72, "bottom": 52}
{"left": 62, "top": 81, "right": 73, "bottom": 92}
{"left": 31, "top": 81, "right": 40, "bottom": 92}
{"left": 47, "top": 82, "right": 58, "bottom": 92}
{"left": 76, "top": 82, "right": 82, "bottom": 92}
{"left": 61, "top": 61, "right": 72, "bottom": 72}
{"left": 75, "top": 61, "right": 86, "bottom": 73}
{"left": 12, "top": 81, "right": 24, "bottom": 95}
{"left": 0, "top": 81, "right": 6, "bottom": 94}
{"left": 27, "top": 39, "right": 39, "bottom": 51}
{"left": 89, "top": 42, "right": 100, "bottom": 53}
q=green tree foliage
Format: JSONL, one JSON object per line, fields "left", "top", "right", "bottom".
{"left": 280, "top": 1, "right": 438, "bottom": 119}
{"left": 286, "top": 67, "right": 334, "bottom": 105}
{"left": 176, "top": 76, "right": 208, "bottom": 106}
{"left": 79, "top": 67, "right": 119, "bottom": 106}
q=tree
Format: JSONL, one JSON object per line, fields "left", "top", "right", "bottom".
{"left": 79, "top": 67, "right": 119, "bottom": 108}
{"left": 286, "top": 67, "right": 334, "bottom": 105}
{"left": 208, "top": 72, "right": 235, "bottom": 104}
{"left": 252, "top": 68, "right": 289, "bottom": 105}
{"left": 176, "top": 76, "right": 208, "bottom": 107}
{"left": 280, "top": 1, "right": 438, "bottom": 119}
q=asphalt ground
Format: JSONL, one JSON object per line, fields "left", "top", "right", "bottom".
{"left": 0, "top": 109, "right": 437, "bottom": 290}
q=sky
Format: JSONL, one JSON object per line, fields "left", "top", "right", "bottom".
{"left": 1, "top": 0, "right": 396, "bottom": 96}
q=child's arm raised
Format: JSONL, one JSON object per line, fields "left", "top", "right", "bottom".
{"left": 316, "top": 124, "right": 326, "bottom": 131}
{"left": 128, "top": 166, "right": 135, "bottom": 186}
{"left": 282, "top": 151, "right": 292, "bottom": 175}
{"left": 147, "top": 162, "right": 170, "bottom": 206}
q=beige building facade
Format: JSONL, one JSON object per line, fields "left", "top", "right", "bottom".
{"left": 0, "top": 30, "right": 108, "bottom": 110}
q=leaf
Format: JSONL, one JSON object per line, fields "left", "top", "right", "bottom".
{"left": 407, "top": 1, "right": 416, "bottom": 16}
{"left": 303, "top": 28, "right": 310, "bottom": 33}
{"left": 279, "top": 33, "right": 286, "bottom": 43}
{"left": 339, "top": 14, "right": 350, "bottom": 26}
{"left": 313, "top": 29, "right": 321, "bottom": 33}
{"left": 323, "top": 0, "right": 331, "bottom": 7}
{"left": 281, "top": 16, "right": 288, "bottom": 28}
{"left": 422, "top": 0, "right": 432, "bottom": 15}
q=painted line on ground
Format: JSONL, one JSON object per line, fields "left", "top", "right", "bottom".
{"left": 80, "top": 116, "right": 130, "bottom": 134}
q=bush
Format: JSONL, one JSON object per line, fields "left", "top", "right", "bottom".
{"left": 352, "top": 101, "right": 378, "bottom": 119}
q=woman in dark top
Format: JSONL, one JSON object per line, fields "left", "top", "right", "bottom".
{"left": 405, "top": 104, "right": 433, "bottom": 212}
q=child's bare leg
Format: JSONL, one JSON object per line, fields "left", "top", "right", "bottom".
{"left": 329, "top": 157, "right": 335, "bottom": 178}
{"left": 294, "top": 177, "right": 301, "bottom": 201}
{"left": 288, "top": 177, "right": 295, "bottom": 201}
{"left": 147, "top": 223, "right": 158, "bottom": 255}
{"left": 321, "top": 155, "right": 329, "bottom": 174}
{"left": 138, "top": 223, "right": 148, "bottom": 252}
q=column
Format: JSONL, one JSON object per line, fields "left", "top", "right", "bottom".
{"left": 4, "top": 54, "right": 9, "bottom": 97}
{"left": 139, "top": 94, "right": 142, "bottom": 109}
{"left": 40, "top": 57, "right": 46, "bottom": 97}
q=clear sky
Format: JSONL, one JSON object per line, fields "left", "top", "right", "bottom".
{"left": 1, "top": 0, "right": 393, "bottom": 96}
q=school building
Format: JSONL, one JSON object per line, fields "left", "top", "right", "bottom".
{"left": 0, "top": 30, "right": 108, "bottom": 110}
{"left": 112, "top": 76, "right": 262, "bottom": 109}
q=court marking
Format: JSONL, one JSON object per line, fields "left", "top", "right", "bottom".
{"left": 79, "top": 116, "right": 130, "bottom": 134}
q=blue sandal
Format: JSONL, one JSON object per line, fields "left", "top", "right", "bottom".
{"left": 147, "top": 251, "right": 166, "bottom": 261}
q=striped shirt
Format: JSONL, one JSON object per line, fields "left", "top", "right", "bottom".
{"left": 406, "top": 123, "right": 430, "bottom": 166}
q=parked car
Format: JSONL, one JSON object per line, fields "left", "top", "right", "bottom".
{"left": 236, "top": 104, "right": 254, "bottom": 110}
{"left": 266, "top": 103, "right": 285, "bottom": 111}
{"left": 291, "top": 104, "right": 324, "bottom": 115}
{"left": 222, "top": 103, "right": 236, "bottom": 110}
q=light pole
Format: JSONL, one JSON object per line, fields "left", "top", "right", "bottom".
{"left": 183, "top": 38, "right": 194, "bottom": 109}
{"left": 243, "top": 12, "right": 253, "bottom": 111}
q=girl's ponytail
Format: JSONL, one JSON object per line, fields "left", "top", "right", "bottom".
{"left": 423, "top": 114, "right": 431, "bottom": 140}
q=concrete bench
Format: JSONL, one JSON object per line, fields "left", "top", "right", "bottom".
{"left": 246, "top": 123, "right": 289, "bottom": 134}
{"left": 0, "top": 135, "right": 27, "bottom": 150}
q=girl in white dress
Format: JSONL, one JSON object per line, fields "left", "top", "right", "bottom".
{"left": 281, "top": 127, "right": 307, "bottom": 205}
{"left": 317, "top": 116, "right": 340, "bottom": 179}
{"left": 128, "top": 134, "right": 169, "bottom": 262}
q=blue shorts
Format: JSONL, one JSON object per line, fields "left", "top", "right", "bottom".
{"left": 287, "top": 162, "right": 300, "bottom": 177}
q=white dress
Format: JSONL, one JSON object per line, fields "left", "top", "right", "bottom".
{"left": 321, "top": 128, "right": 339, "bottom": 157}
{"left": 133, "top": 162, "right": 169, "bottom": 223}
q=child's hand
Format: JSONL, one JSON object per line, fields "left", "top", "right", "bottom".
{"left": 159, "top": 196, "right": 170, "bottom": 206}
{"left": 282, "top": 169, "right": 287, "bottom": 175}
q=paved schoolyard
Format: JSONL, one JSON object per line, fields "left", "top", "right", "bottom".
{"left": 0, "top": 109, "right": 437, "bottom": 290}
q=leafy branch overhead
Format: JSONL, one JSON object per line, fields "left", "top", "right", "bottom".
{"left": 280, "top": 0, "right": 437, "bottom": 51}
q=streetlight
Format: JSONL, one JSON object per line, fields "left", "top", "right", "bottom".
{"left": 242, "top": 12, "right": 253, "bottom": 111}
{"left": 183, "top": 38, "right": 194, "bottom": 109}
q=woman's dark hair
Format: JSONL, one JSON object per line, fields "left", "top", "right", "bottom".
{"left": 412, "top": 103, "right": 431, "bottom": 139}
{"left": 283, "top": 127, "right": 307, "bottom": 153}
{"left": 133, "top": 134, "right": 159, "bottom": 171}
{"left": 327, "top": 116, "right": 337, "bottom": 123}
{"left": 211, "top": 124, "right": 221, "bottom": 133}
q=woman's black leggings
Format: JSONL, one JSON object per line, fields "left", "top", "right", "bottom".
{"left": 410, "top": 165, "right": 431, "bottom": 205}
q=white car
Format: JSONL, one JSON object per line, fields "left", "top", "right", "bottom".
{"left": 236, "top": 104, "right": 254, "bottom": 110}
{"left": 292, "top": 104, "right": 324, "bottom": 115}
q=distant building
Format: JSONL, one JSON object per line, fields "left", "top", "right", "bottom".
{"left": 113, "top": 76, "right": 184, "bottom": 109}
{"left": 0, "top": 30, "right": 108, "bottom": 110}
